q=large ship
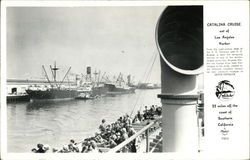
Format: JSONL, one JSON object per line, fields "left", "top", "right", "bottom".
{"left": 94, "top": 82, "right": 135, "bottom": 96}
{"left": 105, "top": 74, "right": 135, "bottom": 95}
{"left": 26, "top": 62, "right": 78, "bottom": 101}
{"left": 92, "top": 72, "right": 135, "bottom": 96}
{"left": 78, "top": 67, "right": 135, "bottom": 97}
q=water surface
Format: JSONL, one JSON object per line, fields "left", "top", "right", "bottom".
{"left": 7, "top": 89, "right": 161, "bottom": 152}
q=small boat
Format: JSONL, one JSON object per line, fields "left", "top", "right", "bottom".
{"left": 7, "top": 93, "right": 30, "bottom": 103}
{"left": 75, "top": 92, "right": 94, "bottom": 100}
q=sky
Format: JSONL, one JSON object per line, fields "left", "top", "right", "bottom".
{"left": 7, "top": 6, "right": 165, "bottom": 83}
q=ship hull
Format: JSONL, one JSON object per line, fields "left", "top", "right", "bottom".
{"left": 92, "top": 83, "right": 113, "bottom": 96}
{"left": 93, "top": 83, "right": 135, "bottom": 96}
{"left": 111, "top": 87, "right": 135, "bottom": 93}
{"left": 106, "top": 90, "right": 135, "bottom": 96}
{"left": 26, "top": 89, "right": 78, "bottom": 101}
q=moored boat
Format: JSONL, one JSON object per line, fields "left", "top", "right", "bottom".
{"left": 7, "top": 93, "right": 30, "bottom": 103}
{"left": 26, "top": 62, "right": 78, "bottom": 101}
{"left": 26, "top": 87, "right": 78, "bottom": 101}
{"left": 106, "top": 85, "right": 135, "bottom": 95}
{"left": 79, "top": 67, "right": 136, "bottom": 97}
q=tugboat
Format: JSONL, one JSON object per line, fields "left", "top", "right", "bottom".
{"left": 26, "top": 62, "right": 78, "bottom": 101}
{"left": 75, "top": 92, "right": 94, "bottom": 100}
{"left": 75, "top": 82, "right": 95, "bottom": 100}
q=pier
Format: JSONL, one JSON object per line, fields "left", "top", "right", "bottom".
{"left": 6, "top": 79, "right": 76, "bottom": 102}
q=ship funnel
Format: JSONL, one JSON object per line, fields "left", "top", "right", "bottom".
{"left": 156, "top": 6, "right": 203, "bottom": 152}
{"left": 87, "top": 66, "right": 91, "bottom": 75}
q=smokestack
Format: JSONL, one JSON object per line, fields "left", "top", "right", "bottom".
{"left": 156, "top": 6, "right": 203, "bottom": 152}
{"left": 87, "top": 66, "right": 91, "bottom": 75}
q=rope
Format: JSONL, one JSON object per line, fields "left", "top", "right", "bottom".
{"left": 129, "top": 52, "right": 158, "bottom": 117}
{"left": 138, "top": 52, "right": 158, "bottom": 111}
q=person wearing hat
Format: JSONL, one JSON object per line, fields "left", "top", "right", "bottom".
{"left": 70, "top": 139, "right": 75, "bottom": 145}
{"left": 69, "top": 139, "right": 79, "bottom": 152}
{"left": 36, "top": 143, "right": 45, "bottom": 153}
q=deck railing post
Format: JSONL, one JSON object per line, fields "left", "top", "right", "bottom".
{"left": 145, "top": 129, "right": 149, "bottom": 152}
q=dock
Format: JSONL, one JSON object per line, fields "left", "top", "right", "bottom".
{"left": 7, "top": 94, "right": 30, "bottom": 103}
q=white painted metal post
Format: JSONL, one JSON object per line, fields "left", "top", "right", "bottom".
{"left": 156, "top": 6, "right": 203, "bottom": 153}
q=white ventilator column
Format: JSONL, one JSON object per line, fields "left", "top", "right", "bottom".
{"left": 155, "top": 6, "right": 203, "bottom": 152}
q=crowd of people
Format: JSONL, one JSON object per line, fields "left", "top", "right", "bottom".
{"left": 31, "top": 105, "right": 162, "bottom": 153}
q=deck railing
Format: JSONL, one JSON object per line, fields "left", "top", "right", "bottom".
{"left": 149, "top": 136, "right": 162, "bottom": 153}
{"left": 108, "top": 118, "right": 161, "bottom": 153}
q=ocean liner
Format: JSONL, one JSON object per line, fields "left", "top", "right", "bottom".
{"left": 26, "top": 62, "right": 78, "bottom": 101}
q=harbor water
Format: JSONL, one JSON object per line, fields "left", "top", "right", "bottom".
{"left": 7, "top": 89, "right": 161, "bottom": 152}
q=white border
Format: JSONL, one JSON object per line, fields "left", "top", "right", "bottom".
{"left": 1, "top": 1, "right": 203, "bottom": 7}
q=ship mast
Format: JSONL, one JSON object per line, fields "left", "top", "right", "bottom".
{"left": 42, "top": 62, "right": 72, "bottom": 89}
{"left": 93, "top": 70, "right": 98, "bottom": 83}
{"left": 97, "top": 70, "right": 101, "bottom": 86}
{"left": 116, "top": 73, "right": 123, "bottom": 86}
{"left": 49, "top": 61, "right": 59, "bottom": 88}
{"left": 42, "top": 65, "right": 52, "bottom": 86}
{"left": 51, "top": 61, "right": 59, "bottom": 83}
